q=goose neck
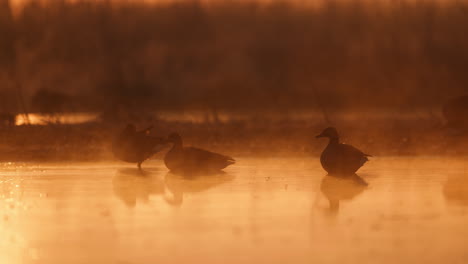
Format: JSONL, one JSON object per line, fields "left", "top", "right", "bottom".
{"left": 171, "top": 140, "right": 183, "bottom": 150}
{"left": 328, "top": 137, "right": 339, "bottom": 145}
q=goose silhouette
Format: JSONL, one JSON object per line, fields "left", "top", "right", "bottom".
{"left": 316, "top": 127, "right": 371, "bottom": 175}
{"left": 112, "top": 124, "right": 166, "bottom": 169}
{"left": 164, "top": 133, "right": 235, "bottom": 174}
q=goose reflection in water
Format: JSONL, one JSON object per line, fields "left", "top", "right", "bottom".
{"left": 443, "top": 173, "right": 468, "bottom": 207}
{"left": 319, "top": 174, "right": 368, "bottom": 215}
{"left": 113, "top": 168, "right": 168, "bottom": 207}
{"left": 113, "top": 168, "right": 234, "bottom": 207}
{"left": 164, "top": 172, "right": 235, "bottom": 206}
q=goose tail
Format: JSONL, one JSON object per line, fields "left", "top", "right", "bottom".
{"left": 226, "top": 157, "right": 236, "bottom": 165}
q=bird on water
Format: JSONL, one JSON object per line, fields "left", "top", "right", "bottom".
{"left": 316, "top": 127, "right": 371, "bottom": 176}
{"left": 164, "top": 132, "right": 235, "bottom": 174}
{"left": 112, "top": 124, "right": 166, "bottom": 169}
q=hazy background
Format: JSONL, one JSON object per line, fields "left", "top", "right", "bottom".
{"left": 0, "top": 0, "right": 467, "bottom": 159}
{"left": 1, "top": 0, "right": 467, "bottom": 115}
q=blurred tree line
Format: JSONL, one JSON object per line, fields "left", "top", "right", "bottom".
{"left": 0, "top": 0, "right": 467, "bottom": 116}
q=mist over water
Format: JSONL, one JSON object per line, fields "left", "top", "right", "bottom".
{"left": 1, "top": 1, "right": 468, "bottom": 263}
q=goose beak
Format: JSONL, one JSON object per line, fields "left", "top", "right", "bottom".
{"left": 316, "top": 133, "right": 325, "bottom": 138}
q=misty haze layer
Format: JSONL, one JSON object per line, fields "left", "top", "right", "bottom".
{"left": 0, "top": 0, "right": 467, "bottom": 115}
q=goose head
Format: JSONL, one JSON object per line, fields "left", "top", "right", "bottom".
{"left": 316, "top": 127, "right": 339, "bottom": 139}
{"left": 167, "top": 132, "right": 183, "bottom": 146}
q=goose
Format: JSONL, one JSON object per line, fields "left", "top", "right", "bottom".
{"left": 316, "top": 127, "right": 371, "bottom": 175}
{"left": 112, "top": 124, "right": 166, "bottom": 169}
{"left": 164, "top": 132, "right": 235, "bottom": 174}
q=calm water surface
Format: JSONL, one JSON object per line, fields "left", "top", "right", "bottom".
{"left": 0, "top": 157, "right": 467, "bottom": 264}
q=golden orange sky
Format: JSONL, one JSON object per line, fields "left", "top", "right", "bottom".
{"left": 7, "top": 0, "right": 325, "bottom": 14}
{"left": 8, "top": 0, "right": 452, "bottom": 7}
{"left": 7, "top": 0, "right": 452, "bottom": 15}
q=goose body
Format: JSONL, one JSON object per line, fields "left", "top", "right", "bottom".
{"left": 317, "top": 127, "right": 370, "bottom": 175}
{"left": 443, "top": 95, "right": 468, "bottom": 129}
{"left": 112, "top": 124, "right": 166, "bottom": 169}
{"left": 164, "top": 133, "right": 235, "bottom": 174}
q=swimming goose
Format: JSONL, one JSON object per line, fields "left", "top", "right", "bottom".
{"left": 164, "top": 133, "right": 235, "bottom": 174}
{"left": 112, "top": 124, "right": 166, "bottom": 169}
{"left": 316, "top": 127, "right": 371, "bottom": 175}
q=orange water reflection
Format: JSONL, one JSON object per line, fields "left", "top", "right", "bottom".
{"left": 0, "top": 157, "right": 467, "bottom": 263}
